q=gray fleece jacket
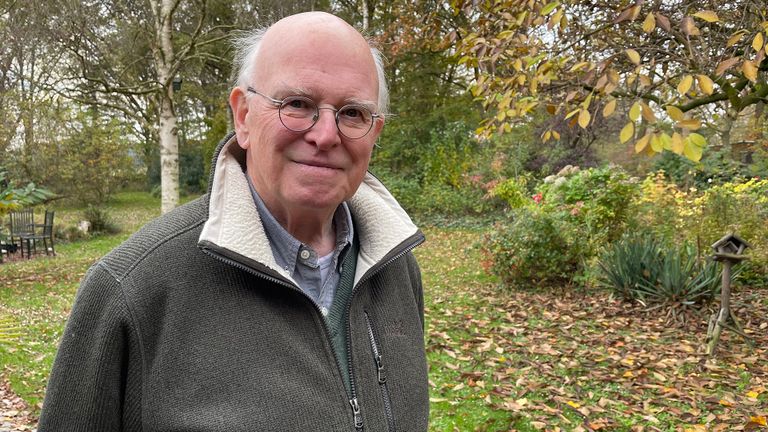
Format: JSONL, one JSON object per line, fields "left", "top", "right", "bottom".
{"left": 38, "top": 133, "right": 429, "bottom": 431}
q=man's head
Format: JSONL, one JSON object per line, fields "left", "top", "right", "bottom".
{"left": 229, "top": 12, "right": 387, "bottom": 225}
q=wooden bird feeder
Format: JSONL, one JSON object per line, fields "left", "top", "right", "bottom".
{"left": 706, "top": 233, "right": 751, "bottom": 357}
{"left": 711, "top": 233, "right": 750, "bottom": 263}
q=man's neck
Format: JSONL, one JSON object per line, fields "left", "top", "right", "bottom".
{"left": 278, "top": 210, "right": 337, "bottom": 256}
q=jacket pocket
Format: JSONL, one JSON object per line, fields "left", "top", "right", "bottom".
{"left": 363, "top": 311, "right": 396, "bottom": 432}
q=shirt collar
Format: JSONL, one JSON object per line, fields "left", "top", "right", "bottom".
{"left": 247, "top": 176, "right": 353, "bottom": 274}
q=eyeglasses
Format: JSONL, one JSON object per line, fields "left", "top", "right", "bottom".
{"left": 247, "top": 87, "right": 380, "bottom": 139}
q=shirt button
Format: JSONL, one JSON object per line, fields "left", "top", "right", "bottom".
{"left": 300, "top": 249, "right": 311, "bottom": 260}
{"left": 321, "top": 307, "right": 329, "bottom": 316}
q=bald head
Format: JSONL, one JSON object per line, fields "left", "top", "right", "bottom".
{"left": 266, "top": 12, "right": 363, "bottom": 45}
{"left": 232, "top": 12, "right": 389, "bottom": 115}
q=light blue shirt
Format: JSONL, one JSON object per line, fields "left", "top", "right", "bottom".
{"left": 247, "top": 178, "right": 353, "bottom": 315}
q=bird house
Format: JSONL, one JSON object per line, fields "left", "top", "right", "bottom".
{"left": 711, "top": 233, "right": 750, "bottom": 262}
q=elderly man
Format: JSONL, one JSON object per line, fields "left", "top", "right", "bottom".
{"left": 38, "top": 12, "right": 428, "bottom": 432}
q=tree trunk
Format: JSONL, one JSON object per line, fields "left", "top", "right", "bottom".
{"left": 361, "top": 0, "right": 369, "bottom": 30}
{"left": 153, "top": 0, "right": 180, "bottom": 214}
{"left": 159, "top": 90, "right": 179, "bottom": 214}
{"left": 721, "top": 113, "right": 733, "bottom": 149}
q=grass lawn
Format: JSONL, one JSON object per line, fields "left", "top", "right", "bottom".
{"left": 1, "top": 191, "right": 766, "bottom": 431}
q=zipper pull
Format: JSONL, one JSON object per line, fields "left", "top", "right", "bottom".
{"left": 375, "top": 354, "right": 386, "bottom": 383}
{"left": 350, "top": 397, "right": 364, "bottom": 430}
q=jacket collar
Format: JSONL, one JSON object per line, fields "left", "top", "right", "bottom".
{"left": 198, "top": 133, "right": 421, "bottom": 286}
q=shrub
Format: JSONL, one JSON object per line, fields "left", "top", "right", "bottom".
{"left": 374, "top": 168, "right": 499, "bottom": 221}
{"left": 637, "top": 245, "right": 721, "bottom": 308}
{"left": 482, "top": 207, "right": 588, "bottom": 288}
{"left": 482, "top": 165, "right": 644, "bottom": 290}
{"left": 690, "top": 177, "right": 768, "bottom": 286}
{"left": 652, "top": 147, "right": 751, "bottom": 190}
{"left": 530, "top": 165, "right": 641, "bottom": 265}
{"left": 629, "top": 171, "right": 692, "bottom": 244}
{"left": 630, "top": 173, "right": 767, "bottom": 287}
{"left": 83, "top": 206, "right": 120, "bottom": 235}
{"left": 488, "top": 176, "right": 532, "bottom": 209}
{"left": 54, "top": 224, "right": 89, "bottom": 242}
{"left": 57, "top": 112, "right": 137, "bottom": 206}
{"left": 0, "top": 167, "right": 56, "bottom": 217}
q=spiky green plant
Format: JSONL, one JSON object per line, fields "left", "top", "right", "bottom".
{"left": 597, "top": 234, "right": 663, "bottom": 300}
{"left": 599, "top": 237, "right": 723, "bottom": 309}
{"left": 635, "top": 244, "right": 721, "bottom": 307}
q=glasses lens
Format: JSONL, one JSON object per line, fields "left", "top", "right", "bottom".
{"left": 278, "top": 96, "right": 317, "bottom": 132}
{"left": 337, "top": 105, "right": 374, "bottom": 139}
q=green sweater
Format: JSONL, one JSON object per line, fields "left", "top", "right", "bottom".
{"left": 38, "top": 134, "right": 429, "bottom": 431}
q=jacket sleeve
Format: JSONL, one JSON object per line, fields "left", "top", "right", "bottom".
{"left": 38, "top": 263, "right": 142, "bottom": 432}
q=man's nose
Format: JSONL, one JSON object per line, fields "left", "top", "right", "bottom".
{"left": 306, "top": 107, "right": 341, "bottom": 149}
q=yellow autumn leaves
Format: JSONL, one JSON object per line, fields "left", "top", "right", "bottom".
{"left": 467, "top": 2, "right": 768, "bottom": 163}
{"left": 575, "top": 9, "right": 737, "bottom": 161}
{"left": 676, "top": 74, "right": 715, "bottom": 97}
{"left": 602, "top": 8, "right": 765, "bottom": 162}
{"left": 608, "top": 97, "right": 706, "bottom": 161}
{"left": 607, "top": 10, "right": 766, "bottom": 162}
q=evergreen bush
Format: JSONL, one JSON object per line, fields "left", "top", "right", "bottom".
{"left": 597, "top": 233, "right": 662, "bottom": 301}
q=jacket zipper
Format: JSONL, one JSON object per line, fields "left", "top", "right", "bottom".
{"left": 201, "top": 231, "right": 424, "bottom": 431}
{"left": 364, "top": 311, "right": 396, "bottom": 432}
{"left": 343, "top": 233, "right": 423, "bottom": 431}
{"left": 201, "top": 246, "right": 363, "bottom": 429}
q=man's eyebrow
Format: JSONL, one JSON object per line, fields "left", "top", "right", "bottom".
{"left": 344, "top": 98, "right": 378, "bottom": 112}
{"left": 271, "top": 85, "right": 311, "bottom": 98}
{"left": 274, "top": 83, "right": 378, "bottom": 111}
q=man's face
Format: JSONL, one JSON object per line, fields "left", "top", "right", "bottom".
{"left": 231, "top": 18, "right": 383, "bottom": 224}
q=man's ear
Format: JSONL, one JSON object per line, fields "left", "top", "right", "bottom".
{"left": 369, "top": 116, "right": 385, "bottom": 141}
{"left": 229, "top": 87, "right": 250, "bottom": 149}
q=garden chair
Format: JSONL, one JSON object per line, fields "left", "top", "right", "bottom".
{"left": 20, "top": 210, "right": 55, "bottom": 258}
{"left": 8, "top": 208, "right": 34, "bottom": 257}
{"left": 0, "top": 227, "right": 8, "bottom": 263}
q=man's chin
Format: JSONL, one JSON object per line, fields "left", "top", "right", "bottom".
{"left": 289, "top": 189, "right": 346, "bottom": 212}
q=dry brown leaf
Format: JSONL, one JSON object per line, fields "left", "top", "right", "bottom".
{"left": 681, "top": 16, "right": 701, "bottom": 36}
{"left": 716, "top": 57, "right": 740, "bottom": 76}
{"left": 655, "top": 13, "right": 671, "bottom": 32}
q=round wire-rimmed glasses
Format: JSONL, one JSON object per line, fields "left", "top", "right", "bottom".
{"left": 246, "top": 87, "right": 380, "bottom": 139}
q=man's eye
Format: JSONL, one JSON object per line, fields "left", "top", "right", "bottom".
{"left": 341, "top": 108, "right": 361, "bottom": 118}
{"left": 286, "top": 98, "right": 308, "bottom": 109}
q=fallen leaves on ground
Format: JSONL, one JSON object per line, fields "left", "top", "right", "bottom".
{"left": 420, "top": 228, "right": 768, "bottom": 431}
{"left": 0, "top": 377, "right": 37, "bottom": 431}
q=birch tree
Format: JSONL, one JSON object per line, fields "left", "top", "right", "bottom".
{"left": 52, "top": 0, "right": 235, "bottom": 213}
{"left": 153, "top": 0, "right": 182, "bottom": 213}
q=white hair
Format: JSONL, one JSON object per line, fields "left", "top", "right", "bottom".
{"left": 231, "top": 28, "right": 389, "bottom": 116}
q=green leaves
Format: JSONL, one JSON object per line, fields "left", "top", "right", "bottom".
{"left": 684, "top": 133, "right": 707, "bottom": 161}
{"left": 0, "top": 168, "right": 56, "bottom": 217}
